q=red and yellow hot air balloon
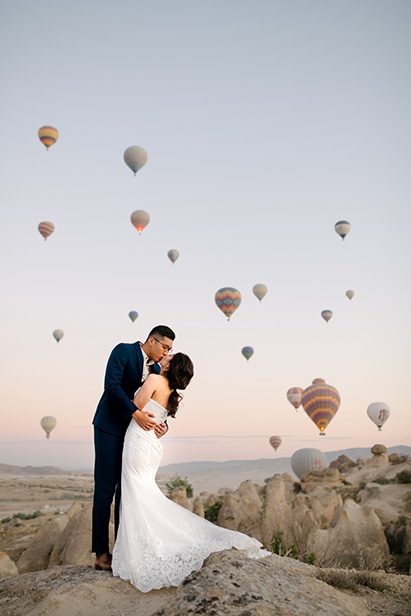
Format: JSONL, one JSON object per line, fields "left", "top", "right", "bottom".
{"left": 286, "top": 387, "right": 303, "bottom": 411}
{"left": 269, "top": 436, "right": 282, "bottom": 451}
{"left": 214, "top": 287, "right": 241, "bottom": 320}
{"left": 38, "top": 126, "right": 59, "bottom": 150}
{"left": 301, "top": 378, "right": 340, "bottom": 436}
{"left": 38, "top": 221, "right": 55, "bottom": 241}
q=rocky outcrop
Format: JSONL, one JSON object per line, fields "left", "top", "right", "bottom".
{"left": 364, "top": 444, "right": 389, "bottom": 469}
{"left": 168, "top": 486, "right": 192, "bottom": 511}
{"left": 0, "top": 551, "right": 18, "bottom": 578}
{"left": 1, "top": 549, "right": 410, "bottom": 616}
{"left": 16, "top": 514, "right": 70, "bottom": 573}
{"left": 312, "top": 499, "right": 390, "bottom": 569}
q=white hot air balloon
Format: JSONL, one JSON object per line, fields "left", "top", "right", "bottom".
{"left": 367, "top": 402, "right": 390, "bottom": 431}
{"left": 167, "top": 249, "right": 179, "bottom": 264}
{"left": 291, "top": 448, "right": 328, "bottom": 479}
{"left": 53, "top": 329, "right": 64, "bottom": 343}
{"left": 130, "top": 210, "right": 150, "bottom": 234}
{"left": 334, "top": 220, "right": 351, "bottom": 240}
{"left": 346, "top": 290, "right": 355, "bottom": 300}
{"left": 321, "top": 310, "right": 333, "bottom": 323}
{"left": 123, "top": 146, "right": 148, "bottom": 176}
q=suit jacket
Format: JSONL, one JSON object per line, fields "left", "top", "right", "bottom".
{"left": 92, "top": 341, "right": 161, "bottom": 437}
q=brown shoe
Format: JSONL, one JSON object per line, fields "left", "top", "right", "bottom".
{"left": 94, "top": 553, "right": 112, "bottom": 571}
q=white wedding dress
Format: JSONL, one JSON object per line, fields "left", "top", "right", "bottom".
{"left": 112, "top": 399, "right": 269, "bottom": 592}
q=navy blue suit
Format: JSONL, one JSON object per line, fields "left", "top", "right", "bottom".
{"left": 92, "top": 341, "right": 160, "bottom": 555}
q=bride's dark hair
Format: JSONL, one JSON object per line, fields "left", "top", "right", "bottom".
{"left": 166, "top": 353, "right": 194, "bottom": 418}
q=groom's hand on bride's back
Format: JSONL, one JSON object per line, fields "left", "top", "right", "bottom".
{"left": 154, "top": 422, "right": 167, "bottom": 439}
{"left": 132, "top": 409, "right": 157, "bottom": 431}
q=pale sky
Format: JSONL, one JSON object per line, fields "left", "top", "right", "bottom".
{"left": 1, "top": 0, "right": 410, "bottom": 469}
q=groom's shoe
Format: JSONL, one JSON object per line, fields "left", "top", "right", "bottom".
{"left": 94, "top": 552, "right": 112, "bottom": 571}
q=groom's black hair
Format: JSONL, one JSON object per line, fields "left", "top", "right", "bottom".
{"left": 147, "top": 325, "right": 176, "bottom": 341}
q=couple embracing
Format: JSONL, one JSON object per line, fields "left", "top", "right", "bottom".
{"left": 92, "top": 325, "right": 268, "bottom": 593}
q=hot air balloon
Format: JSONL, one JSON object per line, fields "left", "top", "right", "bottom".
{"left": 241, "top": 346, "right": 254, "bottom": 361}
{"left": 321, "top": 310, "right": 333, "bottom": 323}
{"left": 130, "top": 210, "right": 150, "bottom": 234}
{"left": 41, "top": 416, "right": 57, "bottom": 439}
{"left": 124, "top": 146, "right": 148, "bottom": 175}
{"left": 53, "top": 329, "right": 64, "bottom": 343}
{"left": 291, "top": 448, "right": 328, "bottom": 479}
{"left": 287, "top": 387, "right": 303, "bottom": 411}
{"left": 334, "top": 220, "right": 351, "bottom": 240}
{"left": 128, "top": 311, "right": 138, "bottom": 323}
{"left": 367, "top": 402, "right": 390, "bottom": 431}
{"left": 38, "top": 126, "right": 59, "bottom": 150}
{"left": 301, "top": 378, "right": 340, "bottom": 435}
{"left": 215, "top": 287, "right": 241, "bottom": 320}
{"left": 167, "top": 249, "right": 179, "bottom": 264}
{"left": 269, "top": 436, "right": 282, "bottom": 451}
{"left": 346, "top": 290, "right": 355, "bottom": 300}
{"left": 38, "top": 222, "right": 55, "bottom": 241}
{"left": 252, "top": 284, "right": 268, "bottom": 302}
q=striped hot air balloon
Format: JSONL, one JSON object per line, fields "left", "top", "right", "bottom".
{"left": 286, "top": 387, "right": 303, "bottom": 411}
{"left": 301, "top": 378, "right": 340, "bottom": 436}
{"left": 334, "top": 220, "right": 351, "bottom": 240}
{"left": 38, "top": 126, "right": 59, "bottom": 149}
{"left": 40, "top": 416, "right": 57, "bottom": 439}
{"left": 215, "top": 287, "right": 241, "bottom": 320}
{"left": 241, "top": 346, "right": 254, "bottom": 361}
{"left": 38, "top": 221, "right": 55, "bottom": 241}
{"left": 269, "top": 436, "right": 282, "bottom": 451}
{"left": 252, "top": 284, "right": 268, "bottom": 302}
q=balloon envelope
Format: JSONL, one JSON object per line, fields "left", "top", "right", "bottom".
{"left": 41, "top": 416, "right": 57, "bottom": 439}
{"left": 38, "top": 126, "right": 59, "bottom": 149}
{"left": 128, "top": 311, "right": 138, "bottom": 323}
{"left": 53, "top": 329, "right": 64, "bottom": 343}
{"left": 215, "top": 287, "right": 241, "bottom": 320}
{"left": 321, "top": 310, "right": 333, "bottom": 323}
{"left": 124, "top": 146, "right": 148, "bottom": 175}
{"left": 269, "top": 436, "right": 282, "bottom": 451}
{"left": 252, "top": 284, "right": 268, "bottom": 302}
{"left": 130, "top": 210, "right": 150, "bottom": 234}
{"left": 167, "top": 249, "right": 179, "bottom": 264}
{"left": 291, "top": 448, "right": 328, "bottom": 479}
{"left": 287, "top": 387, "right": 303, "bottom": 410}
{"left": 367, "top": 402, "right": 390, "bottom": 431}
{"left": 38, "top": 221, "right": 55, "bottom": 240}
{"left": 241, "top": 346, "right": 254, "bottom": 361}
{"left": 334, "top": 220, "right": 351, "bottom": 240}
{"left": 301, "top": 378, "right": 340, "bottom": 435}
{"left": 346, "top": 290, "right": 355, "bottom": 300}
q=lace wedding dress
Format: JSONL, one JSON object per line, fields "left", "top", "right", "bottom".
{"left": 112, "top": 399, "right": 269, "bottom": 592}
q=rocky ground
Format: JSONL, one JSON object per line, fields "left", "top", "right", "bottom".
{"left": 0, "top": 550, "right": 410, "bottom": 616}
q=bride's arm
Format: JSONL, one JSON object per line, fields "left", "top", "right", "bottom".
{"left": 131, "top": 375, "right": 157, "bottom": 431}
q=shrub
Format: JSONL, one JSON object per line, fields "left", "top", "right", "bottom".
{"left": 165, "top": 477, "right": 193, "bottom": 498}
{"left": 396, "top": 470, "right": 411, "bottom": 484}
{"left": 271, "top": 530, "right": 297, "bottom": 559}
{"left": 373, "top": 476, "right": 392, "bottom": 485}
{"left": 204, "top": 501, "right": 222, "bottom": 523}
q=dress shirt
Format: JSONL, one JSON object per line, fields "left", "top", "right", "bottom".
{"left": 140, "top": 345, "right": 154, "bottom": 383}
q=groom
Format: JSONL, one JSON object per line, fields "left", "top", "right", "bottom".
{"left": 92, "top": 324, "right": 176, "bottom": 571}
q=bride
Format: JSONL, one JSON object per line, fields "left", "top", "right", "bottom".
{"left": 112, "top": 352, "right": 269, "bottom": 592}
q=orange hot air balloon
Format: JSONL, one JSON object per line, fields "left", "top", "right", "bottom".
{"left": 269, "top": 436, "right": 282, "bottom": 451}
{"left": 38, "top": 126, "right": 59, "bottom": 149}
{"left": 38, "top": 221, "right": 55, "bottom": 240}
{"left": 301, "top": 378, "right": 340, "bottom": 436}
{"left": 214, "top": 287, "right": 241, "bottom": 320}
{"left": 130, "top": 210, "right": 150, "bottom": 234}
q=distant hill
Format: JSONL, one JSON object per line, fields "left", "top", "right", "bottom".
{"left": 0, "top": 463, "right": 79, "bottom": 476}
{"left": 158, "top": 446, "right": 411, "bottom": 493}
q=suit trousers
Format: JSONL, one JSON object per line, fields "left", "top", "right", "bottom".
{"left": 92, "top": 426, "right": 124, "bottom": 555}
